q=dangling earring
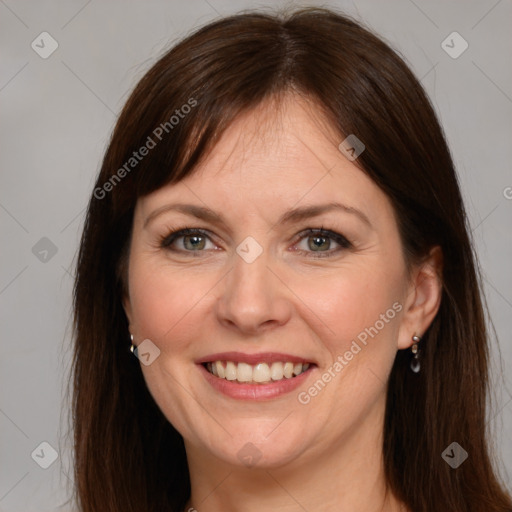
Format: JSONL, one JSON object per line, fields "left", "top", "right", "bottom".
{"left": 130, "top": 333, "right": 136, "bottom": 353}
{"left": 410, "top": 335, "right": 421, "bottom": 373}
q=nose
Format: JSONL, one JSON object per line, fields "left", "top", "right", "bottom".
{"left": 215, "top": 246, "right": 292, "bottom": 335}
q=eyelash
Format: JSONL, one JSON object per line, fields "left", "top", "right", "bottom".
{"left": 158, "top": 226, "right": 352, "bottom": 259}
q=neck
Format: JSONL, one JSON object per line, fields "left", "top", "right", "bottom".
{"left": 183, "top": 394, "right": 408, "bottom": 512}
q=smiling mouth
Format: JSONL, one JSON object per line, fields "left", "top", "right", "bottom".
{"left": 203, "top": 360, "right": 312, "bottom": 384}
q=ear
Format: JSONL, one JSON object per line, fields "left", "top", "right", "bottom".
{"left": 397, "top": 245, "right": 443, "bottom": 350}
{"left": 122, "top": 293, "right": 134, "bottom": 328}
{"left": 118, "top": 254, "right": 134, "bottom": 329}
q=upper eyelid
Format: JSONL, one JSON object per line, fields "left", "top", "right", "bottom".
{"left": 159, "top": 225, "right": 231, "bottom": 245}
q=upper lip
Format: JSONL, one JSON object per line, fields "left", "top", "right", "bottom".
{"left": 195, "top": 351, "right": 315, "bottom": 365}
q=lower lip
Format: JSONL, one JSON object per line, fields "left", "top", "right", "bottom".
{"left": 198, "top": 363, "right": 315, "bottom": 400}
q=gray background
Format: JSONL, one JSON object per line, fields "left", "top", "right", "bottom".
{"left": 1, "top": 0, "right": 511, "bottom": 510}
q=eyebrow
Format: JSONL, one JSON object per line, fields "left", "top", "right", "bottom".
{"left": 143, "top": 201, "right": 372, "bottom": 229}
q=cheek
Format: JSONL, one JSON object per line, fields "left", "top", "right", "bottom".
{"left": 127, "top": 258, "right": 207, "bottom": 348}
{"left": 292, "top": 263, "right": 403, "bottom": 359}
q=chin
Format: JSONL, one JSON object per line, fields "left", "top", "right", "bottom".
{"left": 201, "top": 422, "right": 312, "bottom": 470}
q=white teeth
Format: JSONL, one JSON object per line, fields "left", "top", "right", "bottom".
{"left": 283, "top": 362, "right": 294, "bottom": 378}
{"left": 215, "top": 361, "right": 225, "bottom": 378}
{"left": 225, "top": 361, "right": 237, "bottom": 380}
{"left": 237, "top": 362, "right": 253, "bottom": 382}
{"left": 270, "top": 361, "right": 284, "bottom": 380}
{"left": 253, "top": 363, "right": 271, "bottom": 383}
{"left": 206, "top": 360, "right": 311, "bottom": 383}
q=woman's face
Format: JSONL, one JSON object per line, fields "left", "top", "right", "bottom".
{"left": 123, "top": 94, "right": 428, "bottom": 469}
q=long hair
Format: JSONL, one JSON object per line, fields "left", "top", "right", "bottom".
{"left": 71, "top": 7, "right": 512, "bottom": 511}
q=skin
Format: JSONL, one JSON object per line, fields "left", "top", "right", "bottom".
{"left": 123, "top": 92, "right": 443, "bottom": 512}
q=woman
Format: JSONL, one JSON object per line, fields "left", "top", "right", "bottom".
{"left": 71, "top": 7, "right": 512, "bottom": 511}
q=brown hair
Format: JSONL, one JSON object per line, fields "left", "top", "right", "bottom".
{"left": 70, "top": 7, "right": 512, "bottom": 511}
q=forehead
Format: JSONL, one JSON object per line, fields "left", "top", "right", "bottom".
{"left": 136, "top": 93, "right": 394, "bottom": 227}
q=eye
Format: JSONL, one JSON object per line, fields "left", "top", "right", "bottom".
{"left": 159, "top": 226, "right": 351, "bottom": 258}
{"left": 160, "top": 228, "right": 217, "bottom": 255}
{"left": 292, "top": 228, "right": 351, "bottom": 258}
